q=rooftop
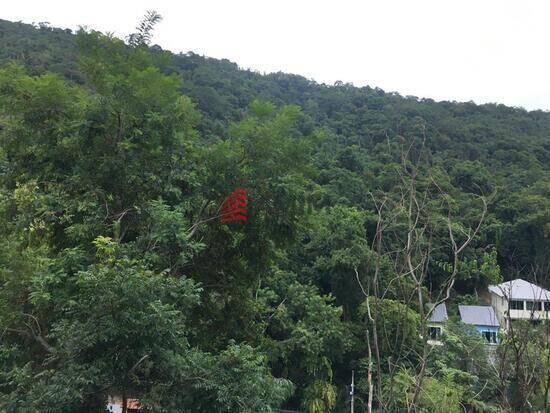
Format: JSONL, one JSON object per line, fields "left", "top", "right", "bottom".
{"left": 459, "top": 305, "right": 500, "bottom": 327}
{"left": 488, "top": 279, "right": 550, "bottom": 301}
{"left": 427, "top": 302, "right": 448, "bottom": 323}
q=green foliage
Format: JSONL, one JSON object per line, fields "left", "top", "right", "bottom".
{"left": 359, "top": 298, "right": 422, "bottom": 362}
{"left": 430, "top": 320, "right": 500, "bottom": 411}
{"left": 437, "top": 248, "right": 503, "bottom": 292}
{"left": 387, "top": 367, "right": 487, "bottom": 413}
{"left": 0, "top": 16, "right": 549, "bottom": 412}
{"left": 302, "top": 380, "right": 337, "bottom": 413}
{"left": 496, "top": 321, "right": 549, "bottom": 412}
{"left": 1, "top": 248, "right": 200, "bottom": 411}
{"left": 126, "top": 10, "right": 163, "bottom": 47}
{"left": 255, "top": 269, "right": 349, "bottom": 407}
{"left": 184, "top": 344, "right": 294, "bottom": 413}
{"left": 299, "top": 206, "right": 371, "bottom": 317}
{"left": 0, "top": 23, "right": 299, "bottom": 412}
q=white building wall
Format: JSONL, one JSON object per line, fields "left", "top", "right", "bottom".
{"left": 107, "top": 403, "right": 123, "bottom": 413}
{"left": 490, "top": 292, "right": 549, "bottom": 330}
{"left": 107, "top": 396, "right": 123, "bottom": 413}
{"left": 508, "top": 309, "right": 549, "bottom": 320}
{"left": 490, "top": 292, "right": 508, "bottom": 328}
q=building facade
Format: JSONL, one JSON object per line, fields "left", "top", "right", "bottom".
{"left": 458, "top": 305, "right": 500, "bottom": 344}
{"left": 426, "top": 302, "right": 447, "bottom": 345}
{"left": 488, "top": 279, "right": 550, "bottom": 330}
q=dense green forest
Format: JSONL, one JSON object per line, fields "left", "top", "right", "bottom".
{"left": 0, "top": 15, "right": 548, "bottom": 412}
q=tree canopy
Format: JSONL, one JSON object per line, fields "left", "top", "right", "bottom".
{"left": 0, "top": 16, "right": 548, "bottom": 412}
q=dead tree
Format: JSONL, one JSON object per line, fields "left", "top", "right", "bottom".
{"left": 355, "top": 135, "right": 487, "bottom": 411}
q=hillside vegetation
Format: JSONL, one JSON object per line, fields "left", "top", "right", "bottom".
{"left": 0, "top": 16, "right": 548, "bottom": 412}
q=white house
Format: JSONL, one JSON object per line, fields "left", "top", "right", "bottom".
{"left": 488, "top": 279, "right": 550, "bottom": 330}
{"left": 426, "top": 302, "right": 448, "bottom": 345}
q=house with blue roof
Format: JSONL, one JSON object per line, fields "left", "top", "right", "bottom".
{"left": 458, "top": 305, "right": 500, "bottom": 345}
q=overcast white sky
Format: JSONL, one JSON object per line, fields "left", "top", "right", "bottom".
{"left": 3, "top": 1, "right": 550, "bottom": 110}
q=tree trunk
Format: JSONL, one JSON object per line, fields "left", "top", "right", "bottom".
{"left": 122, "top": 390, "right": 128, "bottom": 413}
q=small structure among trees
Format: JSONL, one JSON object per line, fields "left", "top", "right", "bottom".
{"left": 426, "top": 303, "right": 447, "bottom": 345}
{"left": 458, "top": 305, "right": 500, "bottom": 344}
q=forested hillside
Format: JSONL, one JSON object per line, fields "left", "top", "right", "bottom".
{"left": 0, "top": 16, "right": 548, "bottom": 412}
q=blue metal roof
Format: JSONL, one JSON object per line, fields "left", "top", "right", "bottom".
{"left": 427, "top": 302, "right": 448, "bottom": 323}
{"left": 459, "top": 305, "right": 499, "bottom": 327}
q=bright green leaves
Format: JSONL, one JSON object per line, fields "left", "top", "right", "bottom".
{"left": 0, "top": 63, "right": 81, "bottom": 124}
{"left": 190, "top": 344, "right": 294, "bottom": 413}
{"left": 427, "top": 320, "right": 501, "bottom": 412}
{"left": 137, "top": 200, "right": 206, "bottom": 271}
{"left": 92, "top": 235, "right": 117, "bottom": 263}
{"left": 0, "top": 25, "right": 306, "bottom": 412}
{"left": 0, "top": 27, "right": 324, "bottom": 410}
{"left": 359, "top": 298, "right": 422, "bottom": 360}
{"left": 254, "top": 269, "right": 348, "bottom": 412}
{"left": 463, "top": 249, "right": 502, "bottom": 284}
{"left": 298, "top": 205, "right": 372, "bottom": 318}
{"left": 390, "top": 369, "right": 466, "bottom": 413}
{"left": 258, "top": 270, "right": 347, "bottom": 363}
{"left": 7, "top": 253, "right": 200, "bottom": 412}
{"left": 54, "top": 256, "right": 200, "bottom": 355}
{"left": 183, "top": 101, "right": 321, "bottom": 352}
{"left": 307, "top": 206, "right": 369, "bottom": 271}
{"left": 0, "top": 31, "right": 203, "bottom": 251}
{"left": 75, "top": 28, "right": 186, "bottom": 151}
{"left": 202, "top": 100, "right": 318, "bottom": 247}
{"left": 75, "top": 28, "right": 171, "bottom": 95}
{"left": 302, "top": 379, "right": 337, "bottom": 413}
{"left": 0, "top": 64, "right": 88, "bottom": 185}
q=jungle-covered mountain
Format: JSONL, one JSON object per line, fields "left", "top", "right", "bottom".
{"left": 0, "top": 16, "right": 548, "bottom": 413}
{"left": 2, "top": 18, "right": 548, "bottom": 277}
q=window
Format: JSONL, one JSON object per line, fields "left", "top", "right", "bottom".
{"left": 428, "top": 326, "right": 442, "bottom": 340}
{"left": 482, "top": 330, "right": 498, "bottom": 344}
{"left": 526, "top": 301, "right": 542, "bottom": 311}
{"left": 509, "top": 300, "right": 524, "bottom": 310}
{"left": 545, "top": 302, "right": 550, "bottom": 311}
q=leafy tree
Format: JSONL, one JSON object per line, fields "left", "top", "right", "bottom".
{"left": 0, "top": 18, "right": 297, "bottom": 413}
{"left": 254, "top": 268, "right": 349, "bottom": 410}
{"left": 1, "top": 14, "right": 549, "bottom": 412}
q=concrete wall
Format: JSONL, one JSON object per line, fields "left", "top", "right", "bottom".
{"left": 490, "top": 292, "right": 508, "bottom": 328}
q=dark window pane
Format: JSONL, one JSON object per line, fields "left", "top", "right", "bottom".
{"left": 428, "top": 326, "right": 441, "bottom": 340}
{"left": 482, "top": 331, "right": 497, "bottom": 344}
{"left": 526, "top": 301, "right": 542, "bottom": 311}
